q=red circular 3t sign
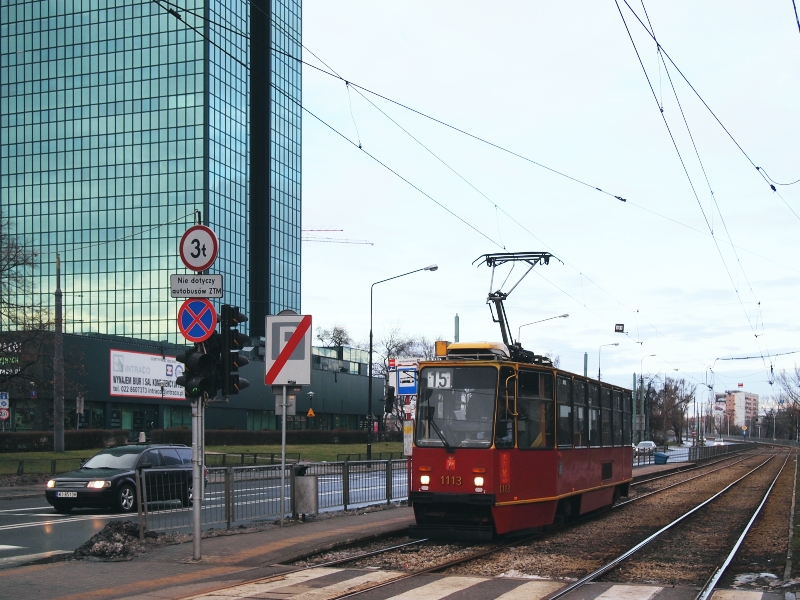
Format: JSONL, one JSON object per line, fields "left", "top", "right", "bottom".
{"left": 180, "top": 225, "right": 218, "bottom": 272}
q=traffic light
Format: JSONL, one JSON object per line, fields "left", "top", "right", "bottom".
{"left": 176, "top": 340, "right": 219, "bottom": 398}
{"left": 384, "top": 385, "right": 396, "bottom": 415}
{"left": 220, "top": 304, "right": 250, "bottom": 395}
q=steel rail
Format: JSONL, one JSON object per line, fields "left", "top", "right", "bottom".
{"left": 307, "top": 449, "right": 767, "bottom": 600}
{"left": 631, "top": 448, "right": 756, "bottom": 487}
{"left": 326, "top": 534, "right": 541, "bottom": 600}
{"left": 172, "top": 537, "right": 430, "bottom": 599}
{"left": 694, "top": 451, "right": 791, "bottom": 600}
{"left": 617, "top": 452, "right": 762, "bottom": 508}
{"left": 542, "top": 450, "right": 782, "bottom": 600}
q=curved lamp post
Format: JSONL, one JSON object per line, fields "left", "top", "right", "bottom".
{"left": 517, "top": 313, "right": 568, "bottom": 344}
{"left": 367, "top": 264, "right": 438, "bottom": 459}
{"left": 597, "top": 343, "right": 618, "bottom": 381}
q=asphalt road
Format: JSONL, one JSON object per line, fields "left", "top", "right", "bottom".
{"left": 0, "top": 494, "right": 132, "bottom": 567}
{"left": 0, "top": 470, "right": 410, "bottom": 568}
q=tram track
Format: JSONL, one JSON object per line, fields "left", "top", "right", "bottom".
{"left": 179, "top": 448, "right": 788, "bottom": 600}
{"left": 620, "top": 448, "right": 762, "bottom": 507}
{"left": 262, "top": 450, "right": 779, "bottom": 600}
{"left": 543, "top": 449, "right": 791, "bottom": 599}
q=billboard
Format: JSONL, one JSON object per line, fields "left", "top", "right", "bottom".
{"left": 110, "top": 350, "right": 185, "bottom": 400}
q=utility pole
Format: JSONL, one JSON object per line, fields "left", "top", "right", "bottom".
{"left": 53, "top": 255, "right": 64, "bottom": 453}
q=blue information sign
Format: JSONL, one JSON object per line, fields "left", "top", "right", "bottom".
{"left": 177, "top": 298, "right": 217, "bottom": 342}
{"left": 397, "top": 367, "right": 418, "bottom": 395}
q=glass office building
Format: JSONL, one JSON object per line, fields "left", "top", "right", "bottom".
{"left": 0, "top": 0, "right": 301, "bottom": 342}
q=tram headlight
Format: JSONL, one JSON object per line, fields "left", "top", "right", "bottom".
{"left": 420, "top": 475, "right": 430, "bottom": 485}
{"left": 473, "top": 476, "right": 484, "bottom": 487}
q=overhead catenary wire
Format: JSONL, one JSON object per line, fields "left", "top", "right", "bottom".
{"left": 624, "top": 1, "right": 777, "bottom": 377}
{"left": 614, "top": 0, "right": 767, "bottom": 373}
{"left": 620, "top": 0, "right": 800, "bottom": 203}
{"left": 639, "top": 0, "right": 757, "bottom": 301}
{"left": 153, "top": 0, "right": 777, "bottom": 386}
{"left": 154, "top": 0, "right": 798, "bottom": 276}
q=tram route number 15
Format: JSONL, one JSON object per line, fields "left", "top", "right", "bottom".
{"left": 427, "top": 369, "right": 452, "bottom": 389}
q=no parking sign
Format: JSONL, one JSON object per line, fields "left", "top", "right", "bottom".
{"left": 177, "top": 298, "right": 217, "bottom": 342}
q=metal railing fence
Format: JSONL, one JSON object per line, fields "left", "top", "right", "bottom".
{"left": 140, "top": 458, "right": 410, "bottom": 533}
{"left": 336, "top": 452, "right": 404, "bottom": 461}
{"left": 203, "top": 452, "right": 301, "bottom": 467}
{"left": 632, "top": 442, "right": 754, "bottom": 466}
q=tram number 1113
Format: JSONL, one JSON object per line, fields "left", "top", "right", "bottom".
{"left": 440, "top": 476, "right": 462, "bottom": 485}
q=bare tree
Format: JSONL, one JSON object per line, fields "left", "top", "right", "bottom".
{"left": 544, "top": 353, "right": 561, "bottom": 368}
{"left": 650, "top": 377, "right": 695, "bottom": 446}
{"left": 0, "top": 217, "right": 53, "bottom": 391}
{"left": 361, "top": 328, "right": 442, "bottom": 428}
{"left": 315, "top": 325, "right": 352, "bottom": 347}
{"left": 776, "top": 366, "right": 800, "bottom": 407}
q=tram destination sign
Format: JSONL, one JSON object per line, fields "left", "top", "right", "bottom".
{"left": 170, "top": 274, "right": 223, "bottom": 298}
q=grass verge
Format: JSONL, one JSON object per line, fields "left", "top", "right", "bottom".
{"left": 0, "top": 442, "right": 405, "bottom": 473}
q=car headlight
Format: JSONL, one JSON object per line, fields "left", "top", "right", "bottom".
{"left": 87, "top": 480, "right": 111, "bottom": 489}
{"left": 473, "top": 476, "right": 484, "bottom": 487}
{"left": 46, "top": 480, "right": 55, "bottom": 488}
{"left": 420, "top": 475, "right": 430, "bottom": 485}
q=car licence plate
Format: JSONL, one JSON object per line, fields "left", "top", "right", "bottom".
{"left": 56, "top": 491, "right": 78, "bottom": 498}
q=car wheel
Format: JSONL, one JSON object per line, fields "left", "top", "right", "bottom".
{"left": 117, "top": 484, "right": 137, "bottom": 513}
{"left": 53, "top": 503, "right": 72, "bottom": 514}
{"left": 181, "top": 481, "right": 193, "bottom": 507}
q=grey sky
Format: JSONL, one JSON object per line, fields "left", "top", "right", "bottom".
{"left": 299, "top": 1, "right": 800, "bottom": 401}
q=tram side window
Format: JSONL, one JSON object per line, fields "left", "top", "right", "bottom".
{"left": 495, "top": 367, "right": 516, "bottom": 449}
{"left": 557, "top": 377, "right": 572, "bottom": 449}
{"left": 601, "top": 388, "right": 612, "bottom": 446}
{"left": 623, "top": 392, "right": 632, "bottom": 445}
{"left": 518, "top": 370, "right": 554, "bottom": 449}
{"left": 588, "top": 384, "right": 600, "bottom": 447}
{"left": 573, "top": 380, "right": 587, "bottom": 447}
{"left": 613, "top": 390, "right": 623, "bottom": 445}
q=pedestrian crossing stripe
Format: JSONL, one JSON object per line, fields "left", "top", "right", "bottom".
{"left": 186, "top": 567, "right": 773, "bottom": 600}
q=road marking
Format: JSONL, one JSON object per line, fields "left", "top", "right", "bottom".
{"left": 387, "top": 576, "right": 488, "bottom": 600}
{"left": 710, "top": 591, "right": 764, "bottom": 600}
{"left": 0, "top": 506, "right": 52, "bottom": 513}
{"left": 0, "top": 513, "right": 130, "bottom": 532}
{"left": 187, "top": 567, "right": 345, "bottom": 599}
{"left": 595, "top": 584, "right": 663, "bottom": 599}
{"left": 0, "top": 545, "right": 24, "bottom": 551}
{"left": 0, "top": 550, "right": 71, "bottom": 568}
{"left": 291, "top": 570, "right": 401, "bottom": 600}
{"left": 493, "top": 580, "right": 565, "bottom": 599}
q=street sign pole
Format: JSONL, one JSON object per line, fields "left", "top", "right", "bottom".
{"left": 280, "top": 385, "right": 287, "bottom": 527}
{"left": 192, "top": 397, "right": 201, "bottom": 560}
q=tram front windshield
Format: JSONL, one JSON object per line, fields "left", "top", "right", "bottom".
{"left": 416, "top": 366, "right": 497, "bottom": 449}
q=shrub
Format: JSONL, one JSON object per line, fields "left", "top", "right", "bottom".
{"left": 0, "top": 430, "right": 129, "bottom": 452}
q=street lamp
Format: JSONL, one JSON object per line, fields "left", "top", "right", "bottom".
{"left": 597, "top": 343, "right": 618, "bottom": 381}
{"left": 367, "top": 264, "right": 438, "bottom": 459}
{"left": 517, "top": 313, "right": 568, "bottom": 344}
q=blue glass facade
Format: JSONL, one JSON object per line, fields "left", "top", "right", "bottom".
{"left": 0, "top": 0, "right": 300, "bottom": 342}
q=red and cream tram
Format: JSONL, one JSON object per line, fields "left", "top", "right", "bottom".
{"left": 409, "top": 341, "right": 633, "bottom": 539}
